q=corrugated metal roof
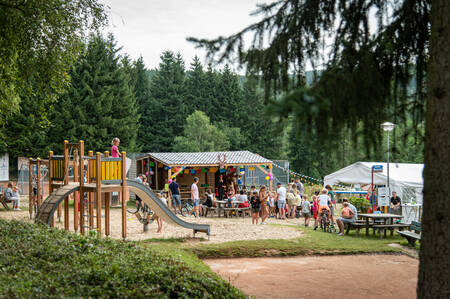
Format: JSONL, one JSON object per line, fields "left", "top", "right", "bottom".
{"left": 142, "top": 151, "right": 272, "bottom": 166}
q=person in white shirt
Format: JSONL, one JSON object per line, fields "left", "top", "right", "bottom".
{"left": 189, "top": 177, "right": 200, "bottom": 217}
{"left": 276, "top": 182, "right": 287, "bottom": 219}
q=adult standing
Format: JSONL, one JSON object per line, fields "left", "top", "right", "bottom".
{"left": 259, "top": 186, "right": 268, "bottom": 224}
{"left": 217, "top": 174, "right": 226, "bottom": 201}
{"left": 390, "top": 191, "right": 402, "bottom": 215}
{"left": 189, "top": 177, "right": 200, "bottom": 217}
{"left": 276, "top": 182, "right": 287, "bottom": 219}
{"left": 169, "top": 177, "right": 181, "bottom": 214}
{"left": 296, "top": 179, "right": 304, "bottom": 198}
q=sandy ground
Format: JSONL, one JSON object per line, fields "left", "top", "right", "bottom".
{"left": 1, "top": 201, "right": 304, "bottom": 243}
{"left": 206, "top": 254, "right": 418, "bottom": 299}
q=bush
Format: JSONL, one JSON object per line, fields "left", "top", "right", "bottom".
{"left": 349, "top": 196, "right": 371, "bottom": 213}
{"left": 0, "top": 219, "right": 245, "bottom": 298}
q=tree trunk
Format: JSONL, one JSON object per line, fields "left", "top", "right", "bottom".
{"left": 418, "top": 0, "right": 450, "bottom": 298}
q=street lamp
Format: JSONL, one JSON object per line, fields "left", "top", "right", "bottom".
{"left": 381, "top": 122, "right": 395, "bottom": 212}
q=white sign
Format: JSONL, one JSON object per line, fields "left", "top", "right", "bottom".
{"left": 0, "top": 153, "right": 8, "bottom": 181}
{"left": 378, "top": 187, "right": 390, "bottom": 206}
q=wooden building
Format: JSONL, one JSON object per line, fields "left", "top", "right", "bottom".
{"left": 135, "top": 151, "right": 273, "bottom": 200}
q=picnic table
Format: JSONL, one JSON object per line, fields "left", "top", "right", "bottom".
{"left": 358, "top": 213, "right": 409, "bottom": 238}
{"left": 207, "top": 200, "right": 250, "bottom": 217}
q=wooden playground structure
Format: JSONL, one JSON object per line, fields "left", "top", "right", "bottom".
{"left": 30, "top": 140, "right": 128, "bottom": 238}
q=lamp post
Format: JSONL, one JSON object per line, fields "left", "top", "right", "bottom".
{"left": 381, "top": 122, "right": 395, "bottom": 212}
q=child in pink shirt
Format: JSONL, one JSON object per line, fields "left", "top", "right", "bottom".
{"left": 111, "top": 138, "right": 121, "bottom": 158}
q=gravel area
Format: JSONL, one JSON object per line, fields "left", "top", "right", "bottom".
{"left": 1, "top": 200, "right": 304, "bottom": 243}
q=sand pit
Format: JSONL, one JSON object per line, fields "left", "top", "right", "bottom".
{"left": 205, "top": 254, "right": 418, "bottom": 299}
{"left": 0, "top": 203, "right": 304, "bottom": 243}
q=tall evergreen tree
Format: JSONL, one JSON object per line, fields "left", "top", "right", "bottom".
{"left": 47, "top": 34, "right": 139, "bottom": 153}
{"left": 144, "top": 51, "right": 187, "bottom": 152}
{"left": 185, "top": 56, "right": 206, "bottom": 112}
{"left": 129, "top": 57, "right": 151, "bottom": 151}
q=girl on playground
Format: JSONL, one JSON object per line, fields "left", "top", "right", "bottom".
{"left": 155, "top": 192, "right": 167, "bottom": 233}
{"left": 111, "top": 138, "right": 121, "bottom": 158}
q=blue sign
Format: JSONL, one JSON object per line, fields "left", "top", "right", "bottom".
{"left": 372, "top": 165, "right": 383, "bottom": 172}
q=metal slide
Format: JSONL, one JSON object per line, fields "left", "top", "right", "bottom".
{"left": 35, "top": 180, "right": 210, "bottom": 237}
{"left": 126, "top": 180, "right": 210, "bottom": 236}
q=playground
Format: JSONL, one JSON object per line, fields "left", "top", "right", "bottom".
{"left": 0, "top": 139, "right": 421, "bottom": 298}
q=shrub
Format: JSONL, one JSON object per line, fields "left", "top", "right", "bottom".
{"left": 349, "top": 196, "right": 371, "bottom": 213}
{"left": 0, "top": 219, "right": 245, "bottom": 298}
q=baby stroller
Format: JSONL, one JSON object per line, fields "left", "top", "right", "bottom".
{"left": 181, "top": 198, "right": 194, "bottom": 216}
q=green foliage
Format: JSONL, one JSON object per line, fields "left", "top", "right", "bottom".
{"left": 173, "top": 111, "right": 229, "bottom": 152}
{"left": 0, "top": 219, "right": 245, "bottom": 298}
{"left": 349, "top": 197, "right": 371, "bottom": 213}
{"left": 188, "top": 0, "right": 430, "bottom": 151}
{"left": 46, "top": 35, "right": 139, "bottom": 153}
{"left": 0, "top": 0, "right": 107, "bottom": 138}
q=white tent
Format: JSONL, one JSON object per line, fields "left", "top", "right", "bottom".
{"left": 324, "top": 162, "right": 424, "bottom": 204}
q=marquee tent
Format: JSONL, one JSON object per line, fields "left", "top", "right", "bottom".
{"left": 324, "top": 162, "right": 424, "bottom": 203}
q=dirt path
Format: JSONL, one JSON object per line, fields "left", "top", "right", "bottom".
{"left": 205, "top": 254, "right": 418, "bottom": 299}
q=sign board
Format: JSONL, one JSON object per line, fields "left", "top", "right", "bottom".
{"left": 378, "top": 187, "right": 390, "bottom": 206}
{"left": 0, "top": 153, "right": 8, "bottom": 181}
{"left": 372, "top": 165, "right": 383, "bottom": 172}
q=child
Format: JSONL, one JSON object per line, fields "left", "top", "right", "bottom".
{"left": 155, "top": 192, "right": 167, "bottom": 233}
{"left": 4, "top": 182, "right": 21, "bottom": 211}
{"left": 250, "top": 191, "right": 260, "bottom": 224}
{"left": 311, "top": 195, "right": 318, "bottom": 221}
{"left": 301, "top": 195, "right": 311, "bottom": 226}
{"left": 111, "top": 138, "right": 121, "bottom": 158}
{"left": 341, "top": 202, "right": 352, "bottom": 218}
{"left": 237, "top": 175, "right": 243, "bottom": 190}
{"left": 268, "top": 192, "right": 275, "bottom": 217}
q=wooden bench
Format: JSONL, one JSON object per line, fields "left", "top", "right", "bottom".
{"left": 203, "top": 206, "right": 218, "bottom": 217}
{"left": 0, "top": 194, "right": 13, "bottom": 211}
{"left": 345, "top": 222, "right": 368, "bottom": 237}
{"left": 397, "top": 221, "right": 421, "bottom": 246}
{"left": 373, "top": 223, "right": 410, "bottom": 238}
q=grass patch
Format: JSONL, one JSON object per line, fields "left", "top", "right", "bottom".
{"left": 0, "top": 219, "right": 245, "bottom": 298}
{"left": 189, "top": 224, "right": 403, "bottom": 258}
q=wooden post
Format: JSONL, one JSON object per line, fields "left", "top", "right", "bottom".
{"left": 168, "top": 167, "right": 172, "bottom": 209}
{"left": 88, "top": 151, "right": 94, "bottom": 229}
{"left": 155, "top": 162, "right": 159, "bottom": 190}
{"left": 36, "top": 158, "right": 41, "bottom": 208}
{"left": 95, "top": 152, "right": 102, "bottom": 236}
{"left": 28, "top": 158, "right": 33, "bottom": 219}
{"left": 104, "top": 151, "right": 110, "bottom": 236}
{"left": 121, "top": 152, "right": 127, "bottom": 239}
{"left": 269, "top": 164, "right": 273, "bottom": 191}
{"left": 49, "top": 151, "right": 54, "bottom": 227}
{"left": 73, "top": 149, "right": 79, "bottom": 232}
{"left": 79, "top": 141, "right": 85, "bottom": 234}
{"left": 63, "top": 140, "right": 69, "bottom": 231}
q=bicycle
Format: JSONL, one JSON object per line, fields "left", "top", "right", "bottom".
{"left": 320, "top": 209, "right": 330, "bottom": 232}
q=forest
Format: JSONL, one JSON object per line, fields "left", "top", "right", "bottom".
{"left": 2, "top": 34, "right": 423, "bottom": 179}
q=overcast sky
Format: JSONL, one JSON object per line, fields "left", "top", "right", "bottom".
{"left": 100, "top": 0, "right": 267, "bottom": 70}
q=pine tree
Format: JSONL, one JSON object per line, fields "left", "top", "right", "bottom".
{"left": 47, "top": 34, "right": 139, "bottom": 153}
{"left": 144, "top": 51, "right": 187, "bottom": 152}
{"left": 185, "top": 56, "right": 206, "bottom": 112}
{"left": 129, "top": 57, "right": 151, "bottom": 151}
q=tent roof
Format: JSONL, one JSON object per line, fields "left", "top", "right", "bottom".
{"left": 138, "top": 151, "right": 272, "bottom": 167}
{"left": 324, "top": 162, "right": 424, "bottom": 188}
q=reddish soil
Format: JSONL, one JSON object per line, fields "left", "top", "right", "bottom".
{"left": 205, "top": 254, "right": 418, "bottom": 299}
